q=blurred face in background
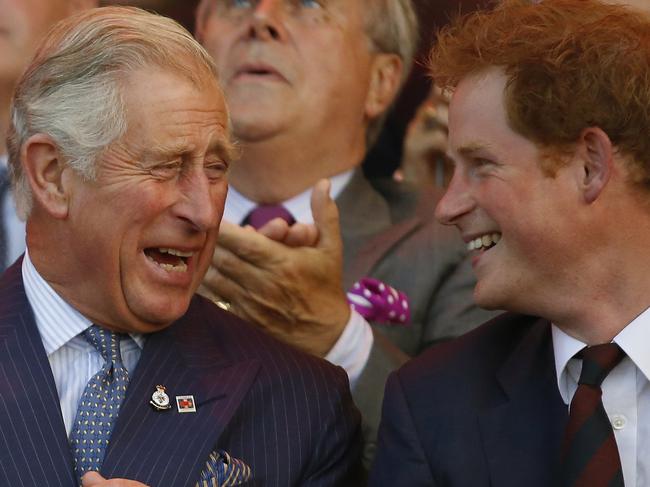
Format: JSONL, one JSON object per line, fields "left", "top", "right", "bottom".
{"left": 0, "top": 0, "right": 86, "bottom": 86}
{"left": 196, "top": 0, "right": 383, "bottom": 144}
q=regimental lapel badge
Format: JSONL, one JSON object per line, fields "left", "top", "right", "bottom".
{"left": 150, "top": 385, "right": 172, "bottom": 411}
{"left": 176, "top": 395, "right": 196, "bottom": 413}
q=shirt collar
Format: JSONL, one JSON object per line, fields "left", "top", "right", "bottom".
{"left": 223, "top": 170, "right": 354, "bottom": 225}
{"left": 552, "top": 307, "right": 650, "bottom": 404}
{"left": 22, "top": 249, "right": 145, "bottom": 355}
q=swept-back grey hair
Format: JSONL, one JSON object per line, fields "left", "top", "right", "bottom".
{"left": 7, "top": 6, "right": 222, "bottom": 219}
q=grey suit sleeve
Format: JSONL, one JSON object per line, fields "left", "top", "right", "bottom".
{"left": 423, "top": 254, "right": 499, "bottom": 347}
{"left": 352, "top": 330, "right": 408, "bottom": 471}
{"left": 368, "top": 371, "right": 436, "bottom": 487}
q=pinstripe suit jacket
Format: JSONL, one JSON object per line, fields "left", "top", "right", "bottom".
{"left": 0, "top": 260, "right": 362, "bottom": 486}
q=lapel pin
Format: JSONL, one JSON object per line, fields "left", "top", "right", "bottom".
{"left": 150, "top": 385, "right": 172, "bottom": 411}
{"left": 176, "top": 395, "right": 197, "bottom": 413}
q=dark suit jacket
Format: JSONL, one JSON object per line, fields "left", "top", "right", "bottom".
{"left": 369, "top": 313, "right": 569, "bottom": 487}
{"left": 0, "top": 260, "right": 362, "bottom": 486}
{"left": 337, "top": 170, "right": 498, "bottom": 466}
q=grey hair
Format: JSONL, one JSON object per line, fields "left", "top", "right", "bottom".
{"left": 7, "top": 6, "right": 221, "bottom": 219}
{"left": 364, "top": 0, "right": 419, "bottom": 146}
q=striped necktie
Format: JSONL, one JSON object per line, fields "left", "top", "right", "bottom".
{"left": 559, "top": 343, "right": 625, "bottom": 487}
{"left": 69, "top": 325, "right": 130, "bottom": 480}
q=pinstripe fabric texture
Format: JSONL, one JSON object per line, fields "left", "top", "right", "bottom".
{"left": 0, "top": 257, "right": 362, "bottom": 486}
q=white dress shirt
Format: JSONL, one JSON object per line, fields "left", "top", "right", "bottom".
{"left": 0, "top": 155, "right": 26, "bottom": 269}
{"left": 22, "top": 250, "right": 145, "bottom": 436}
{"left": 224, "top": 171, "right": 373, "bottom": 389}
{"left": 553, "top": 309, "right": 650, "bottom": 487}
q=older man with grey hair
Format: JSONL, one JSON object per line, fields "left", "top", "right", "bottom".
{"left": 1, "top": 6, "right": 361, "bottom": 486}
{"left": 196, "top": 0, "right": 496, "bottom": 468}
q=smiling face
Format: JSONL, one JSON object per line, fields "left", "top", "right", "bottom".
{"left": 435, "top": 68, "right": 581, "bottom": 314}
{"left": 57, "top": 67, "right": 232, "bottom": 333}
{"left": 196, "top": 0, "right": 377, "bottom": 143}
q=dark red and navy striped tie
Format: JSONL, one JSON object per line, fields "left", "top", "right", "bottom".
{"left": 560, "top": 343, "right": 626, "bottom": 487}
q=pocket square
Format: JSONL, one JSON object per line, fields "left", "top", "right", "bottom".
{"left": 196, "top": 450, "right": 252, "bottom": 487}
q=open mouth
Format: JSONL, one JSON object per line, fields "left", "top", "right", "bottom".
{"left": 467, "top": 233, "right": 501, "bottom": 252}
{"left": 144, "top": 247, "right": 194, "bottom": 273}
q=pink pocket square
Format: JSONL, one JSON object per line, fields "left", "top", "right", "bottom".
{"left": 347, "top": 277, "right": 410, "bottom": 325}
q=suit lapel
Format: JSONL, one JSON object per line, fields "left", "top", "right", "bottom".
{"left": 0, "top": 261, "right": 77, "bottom": 486}
{"left": 337, "top": 170, "right": 423, "bottom": 289}
{"left": 479, "top": 319, "right": 567, "bottom": 487}
{"left": 102, "top": 308, "right": 261, "bottom": 487}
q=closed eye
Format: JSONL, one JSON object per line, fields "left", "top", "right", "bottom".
{"left": 149, "top": 161, "right": 182, "bottom": 180}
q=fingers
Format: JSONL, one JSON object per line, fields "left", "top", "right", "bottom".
{"left": 310, "top": 179, "right": 342, "bottom": 252}
{"left": 256, "top": 218, "right": 291, "bottom": 242}
{"left": 81, "top": 471, "right": 150, "bottom": 486}
{"left": 284, "top": 223, "right": 318, "bottom": 247}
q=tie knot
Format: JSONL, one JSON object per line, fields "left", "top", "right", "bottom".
{"left": 578, "top": 343, "right": 625, "bottom": 387}
{"left": 83, "top": 325, "right": 124, "bottom": 364}
{"left": 243, "top": 204, "right": 295, "bottom": 230}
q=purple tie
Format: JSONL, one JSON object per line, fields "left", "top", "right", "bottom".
{"left": 243, "top": 205, "right": 295, "bottom": 230}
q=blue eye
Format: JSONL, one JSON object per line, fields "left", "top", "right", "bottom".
{"left": 231, "top": 0, "right": 253, "bottom": 7}
{"left": 301, "top": 0, "right": 322, "bottom": 7}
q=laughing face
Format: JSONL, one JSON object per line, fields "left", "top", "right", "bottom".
{"left": 435, "top": 68, "right": 580, "bottom": 314}
{"left": 58, "top": 67, "right": 233, "bottom": 333}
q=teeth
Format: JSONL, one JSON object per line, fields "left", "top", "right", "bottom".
{"left": 146, "top": 255, "right": 189, "bottom": 273}
{"left": 158, "top": 248, "right": 193, "bottom": 257}
{"left": 467, "top": 233, "right": 501, "bottom": 252}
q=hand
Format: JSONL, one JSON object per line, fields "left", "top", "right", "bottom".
{"left": 81, "top": 471, "right": 149, "bottom": 486}
{"left": 198, "top": 179, "right": 350, "bottom": 357}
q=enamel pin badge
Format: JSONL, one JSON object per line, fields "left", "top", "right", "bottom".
{"left": 176, "top": 395, "right": 196, "bottom": 413}
{"left": 150, "top": 385, "right": 172, "bottom": 411}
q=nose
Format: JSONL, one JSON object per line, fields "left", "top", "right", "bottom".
{"left": 175, "top": 167, "right": 225, "bottom": 232}
{"left": 435, "top": 167, "right": 475, "bottom": 226}
{"left": 247, "top": 0, "right": 288, "bottom": 41}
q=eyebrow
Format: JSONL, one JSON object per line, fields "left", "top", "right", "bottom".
{"left": 144, "top": 135, "right": 238, "bottom": 164}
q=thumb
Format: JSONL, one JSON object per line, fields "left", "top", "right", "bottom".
{"left": 81, "top": 471, "right": 104, "bottom": 486}
{"left": 310, "top": 178, "right": 341, "bottom": 251}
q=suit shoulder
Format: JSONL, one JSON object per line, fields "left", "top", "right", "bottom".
{"left": 397, "top": 313, "right": 546, "bottom": 389}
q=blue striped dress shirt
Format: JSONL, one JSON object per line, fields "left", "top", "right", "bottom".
{"left": 22, "top": 250, "right": 145, "bottom": 436}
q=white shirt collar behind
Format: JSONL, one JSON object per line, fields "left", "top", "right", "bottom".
{"left": 552, "top": 307, "right": 650, "bottom": 404}
{"left": 22, "top": 250, "right": 145, "bottom": 355}
{"left": 223, "top": 170, "right": 354, "bottom": 225}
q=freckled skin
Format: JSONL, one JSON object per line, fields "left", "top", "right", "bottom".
{"left": 48, "top": 67, "right": 233, "bottom": 334}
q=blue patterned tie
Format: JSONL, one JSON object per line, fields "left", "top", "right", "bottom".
{"left": 69, "top": 325, "right": 130, "bottom": 480}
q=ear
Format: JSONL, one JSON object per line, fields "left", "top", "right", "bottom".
{"left": 194, "top": 0, "right": 211, "bottom": 42}
{"left": 365, "top": 53, "right": 403, "bottom": 120}
{"left": 577, "top": 127, "right": 614, "bottom": 204}
{"left": 21, "top": 134, "right": 71, "bottom": 219}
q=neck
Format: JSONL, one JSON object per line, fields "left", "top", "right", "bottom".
{"left": 540, "top": 237, "right": 650, "bottom": 345}
{"left": 229, "top": 129, "right": 366, "bottom": 204}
